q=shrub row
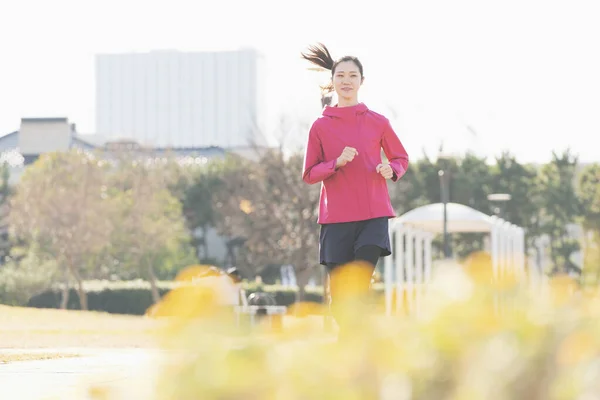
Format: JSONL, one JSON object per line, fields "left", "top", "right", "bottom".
{"left": 26, "top": 281, "right": 330, "bottom": 315}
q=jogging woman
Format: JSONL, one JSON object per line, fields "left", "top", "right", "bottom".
{"left": 301, "top": 43, "right": 409, "bottom": 317}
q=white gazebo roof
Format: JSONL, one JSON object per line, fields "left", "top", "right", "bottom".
{"left": 396, "top": 202, "right": 494, "bottom": 233}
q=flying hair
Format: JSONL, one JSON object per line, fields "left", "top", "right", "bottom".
{"left": 301, "top": 42, "right": 335, "bottom": 71}
{"left": 301, "top": 42, "right": 335, "bottom": 94}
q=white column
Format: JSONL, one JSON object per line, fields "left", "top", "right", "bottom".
{"left": 500, "top": 220, "right": 512, "bottom": 314}
{"left": 415, "top": 231, "right": 423, "bottom": 284}
{"left": 533, "top": 236, "right": 546, "bottom": 287}
{"left": 511, "top": 225, "right": 519, "bottom": 279}
{"left": 490, "top": 216, "right": 499, "bottom": 280}
{"left": 405, "top": 229, "right": 415, "bottom": 315}
{"left": 414, "top": 230, "right": 423, "bottom": 315}
{"left": 505, "top": 223, "right": 514, "bottom": 278}
{"left": 504, "top": 221, "right": 513, "bottom": 278}
{"left": 424, "top": 233, "right": 433, "bottom": 284}
{"left": 395, "top": 226, "right": 405, "bottom": 315}
{"left": 518, "top": 227, "right": 526, "bottom": 280}
{"left": 498, "top": 220, "right": 507, "bottom": 279}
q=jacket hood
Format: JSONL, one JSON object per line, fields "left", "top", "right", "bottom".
{"left": 322, "top": 102, "right": 369, "bottom": 118}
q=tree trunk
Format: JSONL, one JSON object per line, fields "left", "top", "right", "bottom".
{"left": 59, "top": 268, "right": 70, "bottom": 309}
{"left": 148, "top": 265, "right": 161, "bottom": 304}
{"left": 297, "top": 285, "right": 306, "bottom": 303}
{"left": 76, "top": 279, "right": 88, "bottom": 310}
{"left": 60, "top": 283, "right": 69, "bottom": 309}
{"left": 60, "top": 286, "right": 70, "bottom": 309}
{"left": 68, "top": 260, "right": 88, "bottom": 310}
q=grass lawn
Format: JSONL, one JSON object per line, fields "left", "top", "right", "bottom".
{"left": 0, "top": 305, "right": 165, "bottom": 350}
{"left": 0, "top": 304, "right": 334, "bottom": 364}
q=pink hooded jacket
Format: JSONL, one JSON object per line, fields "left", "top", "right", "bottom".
{"left": 302, "top": 102, "right": 409, "bottom": 224}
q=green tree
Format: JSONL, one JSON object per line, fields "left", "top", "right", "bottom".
{"left": 578, "top": 163, "right": 600, "bottom": 233}
{"left": 535, "top": 150, "right": 582, "bottom": 275}
{"left": 181, "top": 164, "right": 223, "bottom": 263}
{"left": 212, "top": 150, "right": 321, "bottom": 302}
{"left": 489, "top": 152, "right": 539, "bottom": 228}
{"left": 450, "top": 152, "right": 493, "bottom": 212}
{"left": 8, "top": 150, "right": 114, "bottom": 310}
{"left": 413, "top": 153, "right": 445, "bottom": 206}
{"left": 577, "top": 163, "right": 600, "bottom": 283}
{"left": 449, "top": 153, "right": 493, "bottom": 258}
{"left": 487, "top": 151, "right": 543, "bottom": 276}
{"left": 396, "top": 152, "right": 494, "bottom": 259}
{"left": 108, "top": 151, "right": 197, "bottom": 303}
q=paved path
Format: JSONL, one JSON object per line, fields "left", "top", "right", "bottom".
{"left": 0, "top": 348, "right": 161, "bottom": 400}
{"left": 0, "top": 329, "right": 338, "bottom": 399}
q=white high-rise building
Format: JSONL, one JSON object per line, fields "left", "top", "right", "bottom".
{"left": 95, "top": 48, "right": 265, "bottom": 148}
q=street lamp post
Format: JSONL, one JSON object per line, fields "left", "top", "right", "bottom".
{"left": 438, "top": 169, "right": 451, "bottom": 258}
{"left": 437, "top": 151, "right": 454, "bottom": 259}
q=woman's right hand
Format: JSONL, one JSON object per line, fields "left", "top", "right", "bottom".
{"left": 335, "top": 147, "right": 358, "bottom": 168}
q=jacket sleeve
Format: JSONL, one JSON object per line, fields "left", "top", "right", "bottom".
{"left": 302, "top": 123, "right": 337, "bottom": 184}
{"left": 381, "top": 118, "right": 409, "bottom": 182}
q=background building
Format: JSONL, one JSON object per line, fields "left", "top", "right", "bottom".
{"left": 95, "top": 48, "right": 266, "bottom": 148}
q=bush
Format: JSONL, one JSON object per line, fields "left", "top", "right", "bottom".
{"left": 0, "top": 250, "right": 57, "bottom": 306}
{"left": 26, "top": 280, "right": 333, "bottom": 315}
{"left": 28, "top": 286, "right": 172, "bottom": 315}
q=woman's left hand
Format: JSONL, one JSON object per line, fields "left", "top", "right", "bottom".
{"left": 376, "top": 163, "right": 394, "bottom": 179}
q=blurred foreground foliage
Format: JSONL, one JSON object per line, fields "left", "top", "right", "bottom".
{"left": 90, "top": 252, "right": 600, "bottom": 400}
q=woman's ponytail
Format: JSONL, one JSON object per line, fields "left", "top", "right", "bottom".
{"left": 301, "top": 43, "right": 335, "bottom": 94}
{"left": 301, "top": 42, "right": 334, "bottom": 71}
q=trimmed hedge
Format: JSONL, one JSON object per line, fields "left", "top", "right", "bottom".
{"left": 26, "top": 280, "right": 329, "bottom": 315}
{"left": 27, "top": 287, "right": 171, "bottom": 315}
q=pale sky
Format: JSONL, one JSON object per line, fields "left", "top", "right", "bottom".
{"left": 1, "top": 0, "right": 599, "bottom": 163}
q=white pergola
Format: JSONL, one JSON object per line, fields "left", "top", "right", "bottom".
{"left": 383, "top": 202, "right": 527, "bottom": 316}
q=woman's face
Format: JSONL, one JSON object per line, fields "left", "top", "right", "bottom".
{"left": 332, "top": 61, "right": 363, "bottom": 101}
